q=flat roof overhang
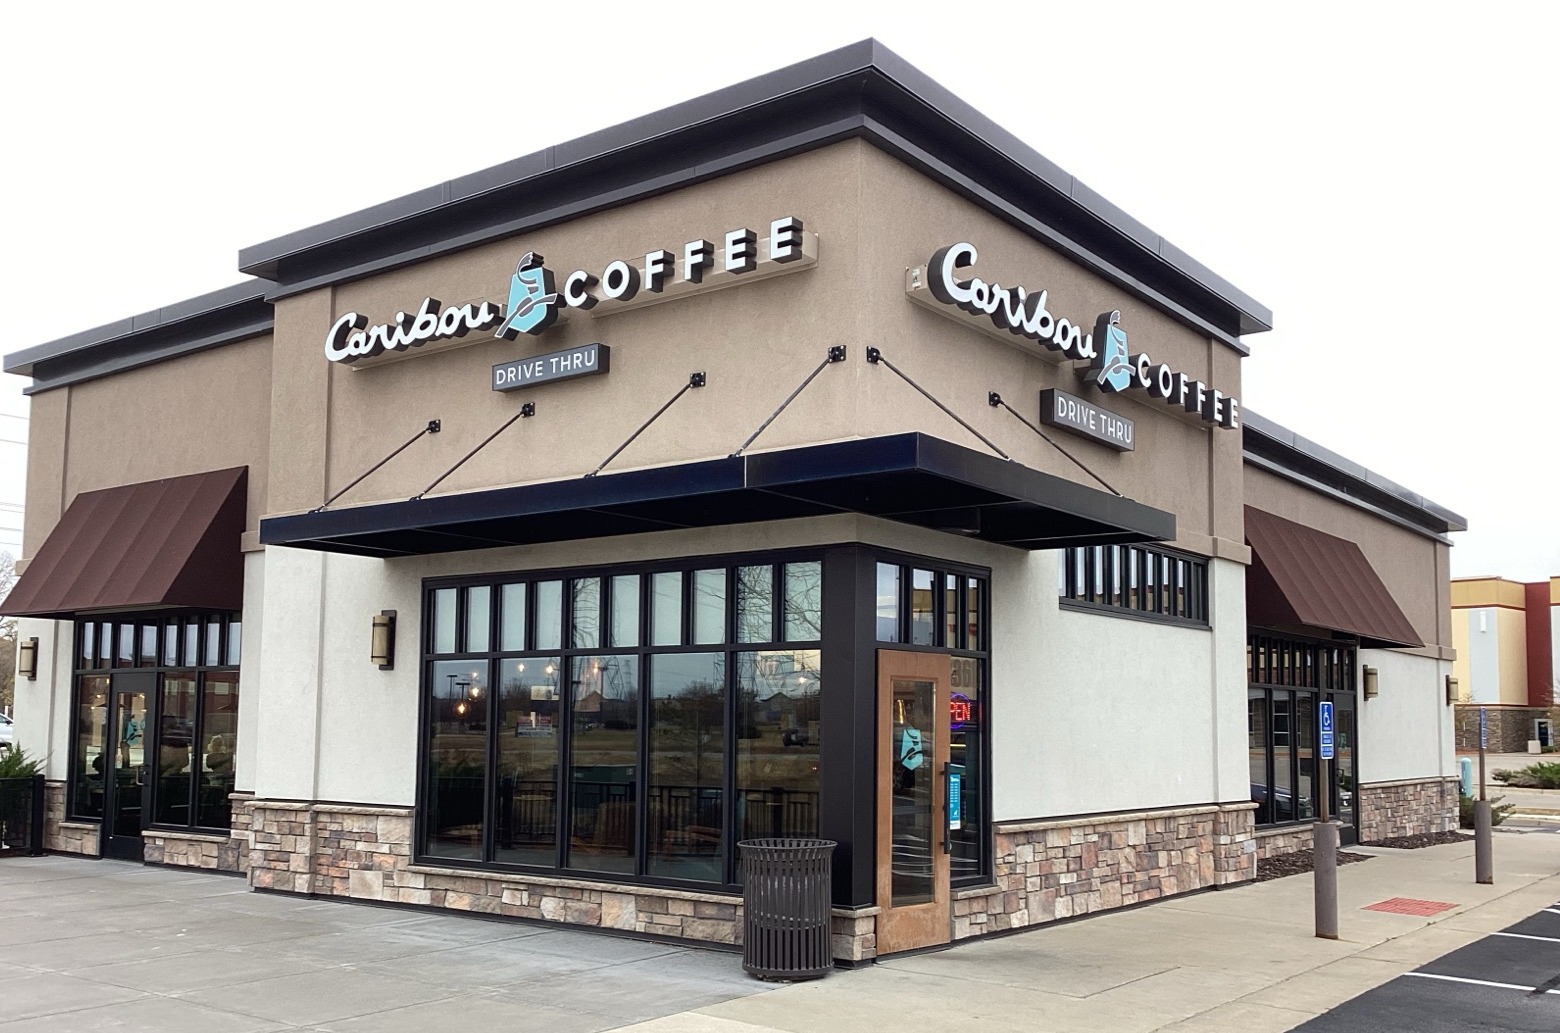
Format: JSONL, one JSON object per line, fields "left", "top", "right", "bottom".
{"left": 259, "top": 433, "right": 1175, "bottom": 558}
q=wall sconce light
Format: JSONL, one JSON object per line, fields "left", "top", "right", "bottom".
{"left": 1445, "top": 675, "right": 1459, "bottom": 706}
{"left": 370, "top": 611, "right": 396, "bottom": 670}
{"left": 1363, "top": 665, "right": 1379, "bottom": 700}
{"left": 17, "top": 637, "right": 38, "bottom": 680}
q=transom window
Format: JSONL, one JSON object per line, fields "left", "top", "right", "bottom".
{"left": 420, "top": 556, "right": 823, "bottom": 887}
{"left": 1058, "top": 544, "right": 1209, "bottom": 625}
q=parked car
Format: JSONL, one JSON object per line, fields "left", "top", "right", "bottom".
{"left": 0, "top": 714, "right": 13, "bottom": 750}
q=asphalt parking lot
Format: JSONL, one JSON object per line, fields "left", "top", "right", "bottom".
{"left": 1291, "top": 898, "right": 1560, "bottom": 1033}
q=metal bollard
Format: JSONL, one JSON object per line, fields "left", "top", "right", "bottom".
{"left": 1474, "top": 801, "right": 1493, "bottom": 884}
{"left": 1314, "top": 820, "right": 1339, "bottom": 940}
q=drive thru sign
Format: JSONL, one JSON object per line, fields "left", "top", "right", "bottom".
{"left": 1319, "top": 701, "right": 1335, "bottom": 761}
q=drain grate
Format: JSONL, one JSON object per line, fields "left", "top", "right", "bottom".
{"left": 1363, "top": 897, "right": 1458, "bottom": 916}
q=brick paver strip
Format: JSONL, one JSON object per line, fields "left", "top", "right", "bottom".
{"left": 1362, "top": 897, "right": 1458, "bottom": 916}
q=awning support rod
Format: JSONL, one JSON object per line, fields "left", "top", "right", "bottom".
{"left": 587, "top": 372, "right": 706, "bottom": 478}
{"left": 865, "top": 348, "right": 1009, "bottom": 461}
{"left": 989, "top": 392, "right": 1121, "bottom": 496}
{"left": 314, "top": 419, "right": 441, "bottom": 512}
{"left": 411, "top": 406, "right": 534, "bottom": 501}
{"left": 730, "top": 347, "right": 846, "bottom": 458}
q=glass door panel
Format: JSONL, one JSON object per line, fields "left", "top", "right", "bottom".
{"left": 875, "top": 650, "right": 951, "bottom": 955}
{"left": 1330, "top": 693, "right": 1358, "bottom": 845}
{"left": 103, "top": 671, "right": 157, "bottom": 861}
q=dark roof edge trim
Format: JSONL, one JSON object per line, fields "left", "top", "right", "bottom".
{"left": 21, "top": 318, "right": 273, "bottom": 396}
{"left": 258, "top": 115, "right": 1246, "bottom": 355}
{"left": 4, "top": 280, "right": 274, "bottom": 379}
{"left": 1243, "top": 451, "right": 1454, "bottom": 545}
{"left": 239, "top": 39, "right": 1270, "bottom": 339}
{"left": 1242, "top": 409, "right": 1466, "bottom": 537}
{"left": 262, "top": 116, "right": 865, "bottom": 303}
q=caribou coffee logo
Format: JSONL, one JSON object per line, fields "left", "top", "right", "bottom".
{"left": 323, "top": 217, "right": 809, "bottom": 366}
{"left": 923, "top": 242, "right": 1240, "bottom": 429}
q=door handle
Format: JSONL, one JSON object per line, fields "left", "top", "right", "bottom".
{"left": 942, "top": 762, "right": 952, "bottom": 855}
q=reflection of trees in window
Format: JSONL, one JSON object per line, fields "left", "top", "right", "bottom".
{"left": 736, "top": 649, "right": 820, "bottom": 840}
{"left": 783, "top": 562, "right": 822, "bottom": 641}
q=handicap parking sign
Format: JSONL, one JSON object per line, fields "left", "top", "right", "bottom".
{"left": 1319, "top": 701, "right": 1335, "bottom": 760}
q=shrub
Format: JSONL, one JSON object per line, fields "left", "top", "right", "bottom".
{"left": 1459, "top": 791, "right": 1517, "bottom": 828}
{"left": 1491, "top": 762, "right": 1560, "bottom": 790}
{"left": 0, "top": 746, "right": 43, "bottom": 779}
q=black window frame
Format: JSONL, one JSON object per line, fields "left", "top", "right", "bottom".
{"left": 871, "top": 550, "right": 992, "bottom": 889}
{"left": 416, "top": 547, "right": 827, "bottom": 893}
{"left": 66, "top": 612, "right": 242, "bottom": 833}
{"left": 1058, "top": 543, "right": 1210, "bottom": 628}
{"left": 1246, "top": 630, "right": 1357, "bottom": 829}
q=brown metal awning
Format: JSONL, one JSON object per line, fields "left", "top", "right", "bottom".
{"left": 2, "top": 468, "right": 247, "bottom": 619}
{"left": 1244, "top": 506, "right": 1422, "bottom": 649}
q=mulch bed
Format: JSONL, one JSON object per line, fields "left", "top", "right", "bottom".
{"left": 1362, "top": 831, "right": 1473, "bottom": 850}
{"left": 1255, "top": 848, "right": 1372, "bottom": 883}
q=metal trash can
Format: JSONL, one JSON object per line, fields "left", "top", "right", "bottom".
{"left": 738, "top": 837, "right": 836, "bottom": 981}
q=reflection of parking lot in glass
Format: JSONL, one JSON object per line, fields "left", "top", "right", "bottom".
{"left": 891, "top": 678, "right": 934, "bottom": 906}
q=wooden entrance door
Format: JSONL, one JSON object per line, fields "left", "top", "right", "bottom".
{"left": 876, "top": 650, "right": 951, "bottom": 954}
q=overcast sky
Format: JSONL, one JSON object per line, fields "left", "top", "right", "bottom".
{"left": 0, "top": 2, "right": 1554, "bottom": 578}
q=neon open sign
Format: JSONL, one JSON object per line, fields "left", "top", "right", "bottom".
{"left": 950, "top": 692, "right": 972, "bottom": 731}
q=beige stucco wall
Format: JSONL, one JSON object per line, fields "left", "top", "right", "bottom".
{"left": 265, "top": 141, "right": 1244, "bottom": 563}
{"left": 1243, "top": 464, "right": 1452, "bottom": 659}
{"left": 847, "top": 146, "right": 1244, "bottom": 559}
{"left": 21, "top": 333, "right": 274, "bottom": 555}
{"left": 271, "top": 143, "right": 871, "bottom": 515}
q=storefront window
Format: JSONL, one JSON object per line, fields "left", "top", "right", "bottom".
{"left": 568, "top": 654, "right": 640, "bottom": 874}
{"left": 72, "top": 676, "right": 110, "bottom": 818}
{"left": 500, "top": 583, "right": 526, "bottom": 651}
{"left": 651, "top": 571, "right": 681, "bottom": 646}
{"left": 1061, "top": 544, "right": 1208, "bottom": 625}
{"left": 425, "top": 659, "right": 488, "bottom": 859}
{"left": 67, "top": 615, "right": 241, "bottom": 831}
{"left": 736, "top": 649, "right": 820, "bottom": 846}
{"left": 783, "top": 562, "right": 821, "bottom": 641}
{"left": 737, "top": 565, "right": 773, "bottom": 643}
{"left": 200, "top": 672, "right": 240, "bottom": 828}
{"left": 910, "top": 569, "right": 935, "bottom": 645}
{"left": 875, "top": 563, "right": 899, "bottom": 641}
{"left": 420, "top": 554, "right": 826, "bottom": 886}
{"left": 648, "top": 652, "right": 725, "bottom": 881}
{"left": 692, "top": 569, "right": 726, "bottom": 645}
{"left": 1247, "top": 633, "right": 1357, "bottom": 828}
{"left": 465, "top": 586, "right": 492, "bottom": 652}
{"left": 154, "top": 674, "right": 198, "bottom": 826}
{"left": 494, "top": 656, "right": 560, "bottom": 867}
{"left": 571, "top": 578, "right": 601, "bottom": 649}
{"left": 610, "top": 575, "right": 639, "bottom": 648}
{"left": 947, "top": 656, "right": 983, "bottom": 880}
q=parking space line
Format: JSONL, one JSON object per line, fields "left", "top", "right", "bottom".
{"left": 1404, "top": 972, "right": 1560, "bottom": 995}
{"left": 1492, "top": 931, "right": 1560, "bottom": 944}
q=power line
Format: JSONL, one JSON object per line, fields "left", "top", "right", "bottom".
{"left": 0, "top": 413, "right": 26, "bottom": 422}
{"left": 0, "top": 438, "right": 27, "bottom": 446}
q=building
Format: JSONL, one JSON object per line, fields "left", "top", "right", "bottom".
{"left": 1450, "top": 576, "right": 1559, "bottom": 752}
{"left": 2, "top": 41, "right": 1466, "bottom": 962}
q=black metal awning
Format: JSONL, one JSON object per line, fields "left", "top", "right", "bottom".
{"left": 258, "top": 433, "right": 1174, "bottom": 558}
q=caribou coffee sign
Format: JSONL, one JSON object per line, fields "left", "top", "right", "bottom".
{"left": 916, "top": 242, "right": 1239, "bottom": 429}
{"left": 323, "top": 217, "right": 813, "bottom": 367}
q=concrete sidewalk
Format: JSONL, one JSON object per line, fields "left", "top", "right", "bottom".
{"left": 0, "top": 834, "right": 1555, "bottom": 1032}
{"left": 625, "top": 833, "right": 1560, "bottom": 1033}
